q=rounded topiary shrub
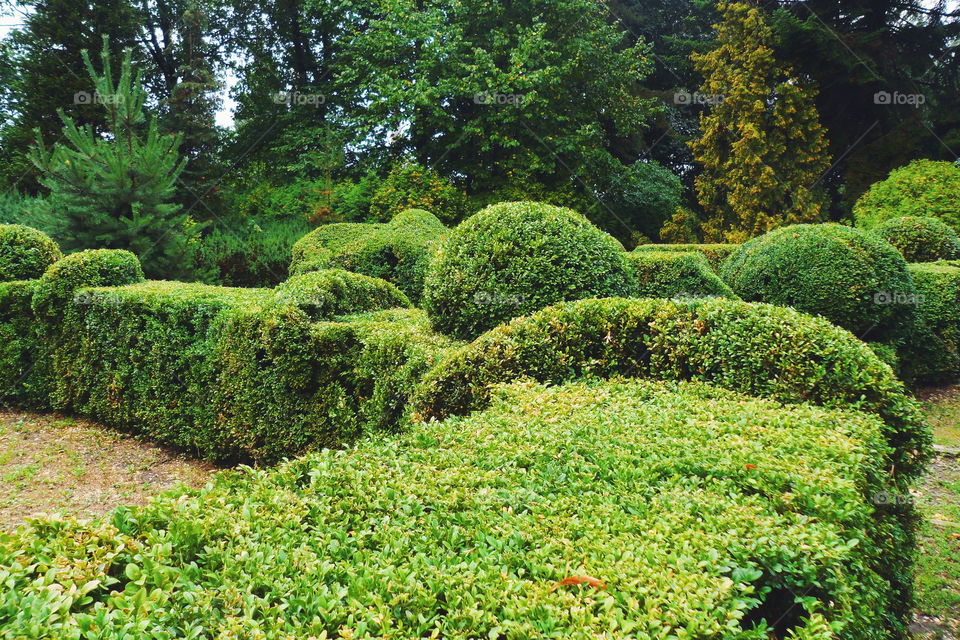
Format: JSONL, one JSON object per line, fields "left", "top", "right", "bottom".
{"left": 0, "top": 224, "right": 62, "bottom": 281}
{"left": 872, "top": 216, "right": 960, "bottom": 263}
{"left": 275, "top": 269, "right": 410, "bottom": 320}
{"left": 720, "top": 224, "right": 915, "bottom": 337}
{"left": 854, "top": 159, "right": 960, "bottom": 231}
{"left": 389, "top": 208, "right": 446, "bottom": 233}
{"left": 626, "top": 251, "right": 737, "bottom": 300}
{"left": 422, "top": 201, "right": 634, "bottom": 339}
{"left": 290, "top": 223, "right": 382, "bottom": 275}
{"left": 33, "top": 249, "right": 145, "bottom": 318}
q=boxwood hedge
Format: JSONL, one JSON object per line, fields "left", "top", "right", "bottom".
{"left": 626, "top": 250, "right": 737, "bottom": 300}
{"left": 44, "top": 279, "right": 448, "bottom": 462}
{"left": 632, "top": 243, "right": 740, "bottom": 268}
{"left": 720, "top": 224, "right": 915, "bottom": 338}
{"left": 422, "top": 201, "right": 634, "bottom": 339}
{"left": 290, "top": 210, "right": 447, "bottom": 302}
{"left": 871, "top": 215, "right": 960, "bottom": 263}
{"left": 0, "top": 224, "right": 62, "bottom": 281}
{"left": 0, "top": 379, "right": 912, "bottom": 639}
{"left": 414, "top": 297, "right": 930, "bottom": 485}
{"left": 902, "top": 263, "right": 960, "bottom": 382}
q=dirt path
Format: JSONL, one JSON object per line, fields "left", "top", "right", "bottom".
{"left": 0, "top": 411, "right": 215, "bottom": 530}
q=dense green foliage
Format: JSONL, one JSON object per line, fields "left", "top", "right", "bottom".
{"left": 0, "top": 224, "right": 62, "bottom": 281}
{"left": 28, "top": 42, "right": 196, "bottom": 280}
{"left": 721, "top": 224, "right": 915, "bottom": 337}
{"left": 0, "top": 378, "right": 913, "bottom": 638}
{"left": 631, "top": 243, "right": 741, "bottom": 269}
{"left": 32, "top": 249, "right": 145, "bottom": 319}
{"left": 854, "top": 160, "right": 960, "bottom": 232}
{"left": 290, "top": 210, "right": 447, "bottom": 302}
{"left": 414, "top": 297, "right": 930, "bottom": 486}
{"left": 275, "top": 270, "right": 410, "bottom": 320}
{"left": 626, "top": 250, "right": 736, "bottom": 300}
{"left": 196, "top": 217, "right": 312, "bottom": 287}
{"left": 872, "top": 216, "right": 960, "bottom": 263}
{"left": 423, "top": 202, "right": 634, "bottom": 339}
{"left": 591, "top": 161, "right": 685, "bottom": 245}
{"left": 690, "top": 2, "right": 831, "bottom": 242}
{"left": 903, "top": 263, "right": 960, "bottom": 382}
{"left": 0, "top": 268, "right": 447, "bottom": 462}
{"left": 368, "top": 163, "right": 468, "bottom": 225}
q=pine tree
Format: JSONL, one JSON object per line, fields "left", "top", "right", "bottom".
{"left": 689, "top": 1, "right": 832, "bottom": 243}
{"left": 29, "top": 38, "right": 198, "bottom": 280}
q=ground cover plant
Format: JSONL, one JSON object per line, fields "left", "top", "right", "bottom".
{"left": 0, "top": 379, "right": 915, "bottom": 638}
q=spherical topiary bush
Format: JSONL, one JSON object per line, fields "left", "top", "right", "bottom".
{"left": 290, "top": 223, "right": 382, "bottom": 275}
{"left": 854, "top": 159, "right": 960, "bottom": 231}
{"left": 872, "top": 216, "right": 960, "bottom": 263}
{"left": 33, "top": 249, "right": 145, "bottom": 319}
{"left": 389, "top": 208, "right": 446, "bottom": 233}
{"left": 0, "top": 224, "right": 62, "bottom": 281}
{"left": 422, "top": 201, "right": 634, "bottom": 339}
{"left": 720, "top": 224, "right": 915, "bottom": 337}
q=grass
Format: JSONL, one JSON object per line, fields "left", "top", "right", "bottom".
{"left": 914, "top": 387, "right": 960, "bottom": 638}
{"left": 920, "top": 385, "right": 960, "bottom": 448}
{"left": 0, "top": 410, "right": 215, "bottom": 530}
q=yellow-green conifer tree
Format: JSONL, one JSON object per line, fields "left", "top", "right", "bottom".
{"left": 690, "top": 1, "right": 832, "bottom": 243}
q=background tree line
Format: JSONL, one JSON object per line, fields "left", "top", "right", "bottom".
{"left": 0, "top": 0, "right": 956, "bottom": 280}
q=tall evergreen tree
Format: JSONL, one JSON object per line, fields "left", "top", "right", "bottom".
{"left": 0, "top": 0, "right": 143, "bottom": 193}
{"left": 29, "top": 38, "right": 197, "bottom": 279}
{"left": 690, "top": 1, "right": 832, "bottom": 243}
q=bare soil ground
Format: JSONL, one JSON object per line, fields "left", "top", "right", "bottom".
{"left": 0, "top": 410, "right": 215, "bottom": 530}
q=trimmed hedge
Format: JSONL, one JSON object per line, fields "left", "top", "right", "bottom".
{"left": 626, "top": 250, "right": 737, "bottom": 299}
{"left": 43, "top": 279, "right": 448, "bottom": 462}
{"left": 632, "top": 243, "right": 740, "bottom": 268}
{"left": 0, "top": 224, "right": 61, "bottom": 282}
{"left": 0, "top": 379, "right": 912, "bottom": 638}
{"left": 720, "top": 224, "right": 915, "bottom": 337}
{"left": 903, "top": 263, "right": 960, "bottom": 382}
{"left": 422, "top": 201, "right": 634, "bottom": 339}
{"left": 290, "top": 222, "right": 382, "bottom": 274}
{"left": 275, "top": 269, "right": 410, "bottom": 320}
{"left": 854, "top": 159, "right": 960, "bottom": 231}
{"left": 0, "top": 279, "right": 50, "bottom": 408}
{"left": 33, "top": 249, "right": 145, "bottom": 319}
{"left": 290, "top": 210, "right": 447, "bottom": 302}
{"left": 414, "top": 297, "right": 930, "bottom": 485}
{"left": 871, "top": 215, "right": 960, "bottom": 263}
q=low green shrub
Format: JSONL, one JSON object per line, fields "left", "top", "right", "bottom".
{"left": 414, "top": 297, "right": 930, "bottom": 486}
{"left": 0, "top": 379, "right": 911, "bottom": 638}
{"left": 275, "top": 269, "right": 410, "bottom": 320}
{"left": 0, "top": 224, "right": 62, "bottom": 281}
{"left": 0, "top": 280, "right": 50, "bottom": 408}
{"left": 32, "top": 249, "right": 145, "bottom": 319}
{"left": 902, "top": 263, "right": 960, "bottom": 382}
{"left": 47, "top": 279, "right": 452, "bottom": 462}
{"left": 626, "top": 250, "right": 737, "bottom": 299}
{"left": 632, "top": 243, "right": 740, "bottom": 269}
{"left": 720, "top": 224, "right": 915, "bottom": 338}
{"left": 422, "top": 201, "right": 634, "bottom": 339}
{"left": 291, "top": 210, "right": 447, "bottom": 302}
{"left": 854, "top": 159, "right": 960, "bottom": 231}
{"left": 290, "top": 222, "right": 382, "bottom": 275}
{"left": 871, "top": 216, "right": 960, "bottom": 263}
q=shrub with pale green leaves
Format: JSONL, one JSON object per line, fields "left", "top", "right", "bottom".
{"left": 854, "top": 159, "right": 960, "bottom": 231}
{"left": 0, "top": 224, "right": 62, "bottom": 282}
{"left": 0, "top": 378, "right": 914, "bottom": 638}
{"left": 626, "top": 250, "right": 736, "bottom": 299}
